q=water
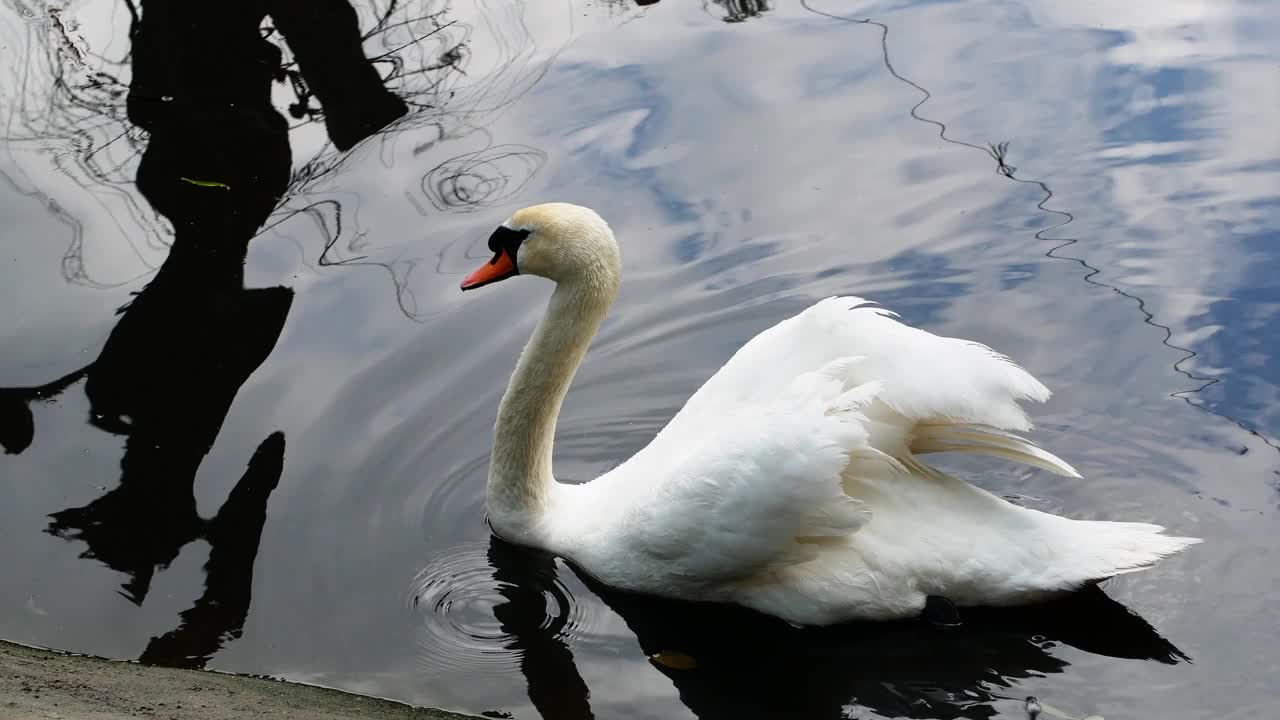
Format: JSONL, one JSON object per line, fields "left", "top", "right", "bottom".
{"left": 1, "top": 0, "right": 1278, "bottom": 718}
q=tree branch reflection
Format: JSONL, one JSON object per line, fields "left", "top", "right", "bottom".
{"left": 4, "top": 0, "right": 413, "bottom": 669}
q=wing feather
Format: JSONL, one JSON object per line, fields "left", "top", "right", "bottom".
{"left": 604, "top": 295, "right": 1071, "bottom": 581}
{"left": 616, "top": 373, "right": 876, "bottom": 581}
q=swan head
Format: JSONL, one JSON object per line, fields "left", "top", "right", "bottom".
{"left": 460, "top": 202, "right": 620, "bottom": 293}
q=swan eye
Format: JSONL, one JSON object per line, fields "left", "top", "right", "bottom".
{"left": 487, "top": 226, "right": 531, "bottom": 257}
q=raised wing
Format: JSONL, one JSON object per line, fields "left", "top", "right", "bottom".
{"left": 621, "top": 295, "right": 1074, "bottom": 479}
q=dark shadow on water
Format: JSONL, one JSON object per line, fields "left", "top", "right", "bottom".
{"left": 488, "top": 538, "right": 595, "bottom": 720}
{"left": 485, "top": 537, "right": 1185, "bottom": 720}
{"left": 584, "top": 570, "right": 1186, "bottom": 720}
{"left": 1, "top": 0, "right": 408, "bottom": 669}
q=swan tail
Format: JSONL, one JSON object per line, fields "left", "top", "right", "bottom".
{"left": 1042, "top": 518, "right": 1201, "bottom": 586}
{"left": 910, "top": 423, "right": 1082, "bottom": 478}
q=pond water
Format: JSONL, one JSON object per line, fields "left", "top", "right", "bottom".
{"left": 2, "top": 0, "right": 1278, "bottom": 718}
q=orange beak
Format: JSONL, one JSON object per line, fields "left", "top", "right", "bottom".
{"left": 460, "top": 248, "right": 518, "bottom": 291}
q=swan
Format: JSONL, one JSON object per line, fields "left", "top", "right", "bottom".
{"left": 459, "top": 202, "right": 1200, "bottom": 625}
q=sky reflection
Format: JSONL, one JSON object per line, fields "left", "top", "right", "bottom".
{"left": 1, "top": 0, "right": 1277, "bottom": 718}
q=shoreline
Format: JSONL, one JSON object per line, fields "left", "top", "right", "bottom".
{"left": 0, "top": 640, "right": 477, "bottom": 720}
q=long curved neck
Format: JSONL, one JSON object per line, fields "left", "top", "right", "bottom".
{"left": 487, "top": 276, "right": 614, "bottom": 525}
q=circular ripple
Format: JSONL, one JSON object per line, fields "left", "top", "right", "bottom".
{"left": 413, "top": 453, "right": 491, "bottom": 544}
{"left": 421, "top": 144, "right": 546, "bottom": 212}
{"left": 408, "top": 540, "right": 593, "bottom": 675}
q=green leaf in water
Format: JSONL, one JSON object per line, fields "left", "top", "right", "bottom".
{"left": 180, "top": 176, "right": 231, "bottom": 189}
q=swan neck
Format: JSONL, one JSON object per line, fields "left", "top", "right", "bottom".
{"left": 488, "top": 277, "right": 613, "bottom": 524}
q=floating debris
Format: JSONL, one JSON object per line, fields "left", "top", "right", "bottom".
{"left": 1024, "top": 696, "right": 1102, "bottom": 720}
{"left": 648, "top": 650, "right": 698, "bottom": 670}
{"left": 179, "top": 177, "right": 231, "bottom": 190}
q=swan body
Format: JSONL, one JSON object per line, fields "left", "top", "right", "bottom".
{"left": 460, "top": 202, "right": 1200, "bottom": 625}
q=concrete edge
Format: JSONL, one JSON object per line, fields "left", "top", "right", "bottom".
{"left": 1, "top": 639, "right": 483, "bottom": 720}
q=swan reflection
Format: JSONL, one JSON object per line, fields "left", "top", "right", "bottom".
{"left": 477, "top": 534, "right": 1185, "bottom": 720}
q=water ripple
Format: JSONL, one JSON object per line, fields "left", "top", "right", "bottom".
{"left": 408, "top": 540, "right": 592, "bottom": 675}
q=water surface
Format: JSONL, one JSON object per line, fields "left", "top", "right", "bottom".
{"left": 2, "top": 0, "right": 1278, "bottom": 718}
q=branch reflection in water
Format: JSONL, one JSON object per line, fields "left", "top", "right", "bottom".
{"left": 2, "top": 0, "right": 412, "bottom": 668}
{"left": 2, "top": 0, "right": 569, "bottom": 669}
{"left": 2, "top": 0, "right": 557, "bottom": 321}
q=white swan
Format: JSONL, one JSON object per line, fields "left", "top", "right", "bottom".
{"left": 459, "top": 202, "right": 1200, "bottom": 625}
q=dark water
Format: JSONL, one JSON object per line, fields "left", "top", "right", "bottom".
{"left": 2, "top": 0, "right": 1278, "bottom": 718}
